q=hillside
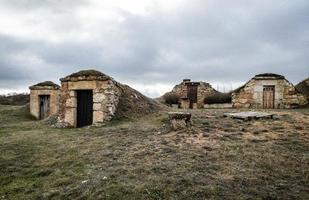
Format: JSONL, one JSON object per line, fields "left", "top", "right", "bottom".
{"left": 0, "top": 93, "right": 29, "bottom": 105}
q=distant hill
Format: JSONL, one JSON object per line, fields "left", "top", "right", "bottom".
{"left": 296, "top": 78, "right": 309, "bottom": 98}
{"left": 0, "top": 93, "right": 30, "bottom": 105}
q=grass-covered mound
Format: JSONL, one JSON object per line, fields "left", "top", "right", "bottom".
{"left": 254, "top": 73, "right": 285, "bottom": 79}
{"left": 60, "top": 69, "right": 112, "bottom": 81}
{"left": 31, "top": 81, "right": 60, "bottom": 88}
{"left": 296, "top": 78, "right": 309, "bottom": 97}
{"left": 114, "top": 84, "right": 166, "bottom": 119}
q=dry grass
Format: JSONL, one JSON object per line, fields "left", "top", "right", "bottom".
{"left": 0, "top": 105, "right": 309, "bottom": 199}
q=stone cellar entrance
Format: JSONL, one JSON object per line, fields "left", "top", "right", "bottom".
{"left": 76, "top": 90, "right": 93, "bottom": 127}
{"left": 59, "top": 70, "right": 122, "bottom": 127}
{"left": 39, "top": 95, "right": 50, "bottom": 120}
{"left": 29, "top": 81, "right": 60, "bottom": 120}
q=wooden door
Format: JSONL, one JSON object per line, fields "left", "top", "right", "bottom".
{"left": 187, "top": 85, "right": 198, "bottom": 109}
{"left": 39, "top": 95, "right": 50, "bottom": 120}
{"left": 263, "top": 86, "right": 275, "bottom": 109}
{"left": 76, "top": 90, "right": 93, "bottom": 127}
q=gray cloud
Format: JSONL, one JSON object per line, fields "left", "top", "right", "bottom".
{"left": 0, "top": 0, "right": 308, "bottom": 97}
{"left": 1, "top": 0, "right": 88, "bottom": 10}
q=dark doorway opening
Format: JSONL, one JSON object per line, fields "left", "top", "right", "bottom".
{"left": 263, "top": 86, "right": 275, "bottom": 109}
{"left": 76, "top": 90, "right": 93, "bottom": 127}
{"left": 39, "top": 95, "right": 50, "bottom": 120}
{"left": 187, "top": 85, "right": 198, "bottom": 109}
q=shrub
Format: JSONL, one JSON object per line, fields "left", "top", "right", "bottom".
{"left": 204, "top": 92, "right": 231, "bottom": 104}
{"left": 163, "top": 92, "right": 180, "bottom": 105}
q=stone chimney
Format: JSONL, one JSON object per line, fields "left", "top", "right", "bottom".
{"left": 183, "top": 79, "right": 191, "bottom": 84}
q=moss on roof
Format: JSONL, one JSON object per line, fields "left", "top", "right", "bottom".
{"left": 34, "top": 81, "right": 60, "bottom": 87}
{"left": 68, "top": 70, "right": 108, "bottom": 77}
{"left": 60, "top": 69, "right": 111, "bottom": 82}
{"left": 254, "top": 73, "right": 285, "bottom": 79}
{"left": 30, "top": 81, "right": 60, "bottom": 89}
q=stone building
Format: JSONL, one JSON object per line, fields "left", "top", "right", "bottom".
{"left": 58, "top": 70, "right": 121, "bottom": 127}
{"left": 171, "top": 79, "right": 217, "bottom": 109}
{"left": 29, "top": 69, "right": 162, "bottom": 128}
{"left": 232, "top": 73, "right": 308, "bottom": 109}
{"left": 29, "top": 81, "right": 60, "bottom": 120}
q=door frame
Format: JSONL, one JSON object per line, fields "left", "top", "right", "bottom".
{"left": 186, "top": 83, "right": 199, "bottom": 109}
{"left": 263, "top": 85, "right": 275, "bottom": 109}
{"left": 76, "top": 90, "right": 93, "bottom": 127}
{"left": 39, "top": 95, "right": 50, "bottom": 120}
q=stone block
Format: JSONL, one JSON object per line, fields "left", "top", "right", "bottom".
{"left": 170, "top": 119, "right": 187, "bottom": 130}
{"left": 64, "top": 108, "right": 76, "bottom": 127}
{"left": 69, "top": 91, "right": 76, "bottom": 97}
{"left": 168, "top": 112, "right": 192, "bottom": 130}
{"left": 93, "top": 110, "right": 104, "bottom": 123}
{"left": 93, "top": 88, "right": 101, "bottom": 93}
{"left": 93, "top": 103, "right": 102, "bottom": 111}
{"left": 93, "top": 93, "right": 106, "bottom": 102}
{"left": 65, "top": 97, "right": 76, "bottom": 107}
{"left": 68, "top": 81, "right": 96, "bottom": 90}
{"left": 108, "top": 106, "right": 115, "bottom": 115}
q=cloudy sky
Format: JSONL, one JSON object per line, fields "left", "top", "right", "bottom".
{"left": 0, "top": 0, "right": 308, "bottom": 97}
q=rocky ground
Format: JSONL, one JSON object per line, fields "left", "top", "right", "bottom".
{"left": 0, "top": 105, "right": 308, "bottom": 199}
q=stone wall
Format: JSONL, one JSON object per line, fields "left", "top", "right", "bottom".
{"left": 196, "top": 82, "right": 217, "bottom": 108}
{"left": 232, "top": 78, "right": 308, "bottom": 108}
{"left": 59, "top": 79, "right": 121, "bottom": 127}
{"left": 172, "top": 80, "right": 216, "bottom": 109}
{"left": 180, "top": 98, "right": 190, "bottom": 109}
{"left": 30, "top": 88, "right": 60, "bottom": 119}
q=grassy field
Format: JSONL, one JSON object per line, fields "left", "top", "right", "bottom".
{"left": 0, "top": 105, "right": 309, "bottom": 200}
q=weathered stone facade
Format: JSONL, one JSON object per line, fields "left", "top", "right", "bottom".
{"left": 172, "top": 79, "right": 216, "bottom": 109}
{"left": 232, "top": 73, "right": 308, "bottom": 109}
{"left": 29, "top": 81, "right": 60, "bottom": 119}
{"left": 58, "top": 70, "right": 121, "bottom": 127}
{"left": 29, "top": 69, "right": 162, "bottom": 128}
{"left": 180, "top": 98, "right": 190, "bottom": 109}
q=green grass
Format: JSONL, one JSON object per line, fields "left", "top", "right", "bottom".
{"left": 0, "top": 105, "right": 309, "bottom": 199}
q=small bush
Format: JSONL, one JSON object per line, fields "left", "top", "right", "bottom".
{"left": 163, "top": 92, "right": 180, "bottom": 105}
{"left": 204, "top": 93, "right": 231, "bottom": 104}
